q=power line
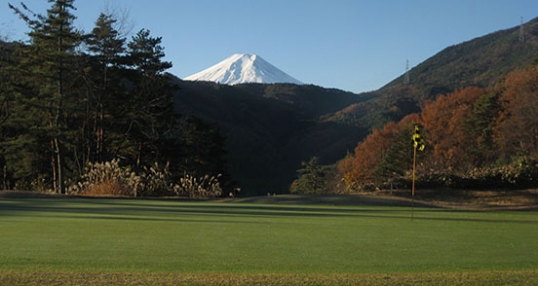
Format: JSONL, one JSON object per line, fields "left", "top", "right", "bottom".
{"left": 519, "top": 17, "right": 525, "bottom": 43}
{"left": 403, "top": 59, "right": 410, "bottom": 85}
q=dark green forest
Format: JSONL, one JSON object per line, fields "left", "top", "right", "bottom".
{"left": 0, "top": 1, "right": 231, "bottom": 196}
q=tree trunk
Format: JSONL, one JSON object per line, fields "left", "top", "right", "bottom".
{"left": 51, "top": 139, "right": 58, "bottom": 193}
{"left": 54, "top": 137, "right": 64, "bottom": 194}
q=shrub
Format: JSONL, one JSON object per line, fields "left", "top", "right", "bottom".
{"left": 68, "top": 159, "right": 141, "bottom": 197}
{"left": 174, "top": 173, "right": 223, "bottom": 198}
{"left": 467, "top": 157, "right": 538, "bottom": 189}
{"left": 290, "top": 157, "right": 329, "bottom": 194}
{"left": 69, "top": 159, "right": 224, "bottom": 198}
{"left": 138, "top": 162, "right": 175, "bottom": 197}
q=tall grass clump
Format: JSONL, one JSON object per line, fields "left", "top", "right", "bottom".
{"left": 69, "top": 159, "right": 223, "bottom": 198}
{"left": 174, "top": 173, "right": 222, "bottom": 198}
{"left": 68, "top": 159, "right": 141, "bottom": 196}
{"left": 138, "top": 162, "right": 176, "bottom": 197}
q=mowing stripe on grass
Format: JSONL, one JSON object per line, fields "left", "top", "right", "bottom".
{"left": 0, "top": 198, "right": 537, "bottom": 274}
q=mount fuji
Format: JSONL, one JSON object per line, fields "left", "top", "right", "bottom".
{"left": 184, "top": 54, "right": 303, "bottom": 85}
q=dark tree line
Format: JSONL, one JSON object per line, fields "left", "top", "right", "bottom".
{"left": 0, "top": 1, "right": 231, "bottom": 194}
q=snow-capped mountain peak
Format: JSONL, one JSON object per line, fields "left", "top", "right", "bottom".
{"left": 184, "top": 53, "right": 302, "bottom": 85}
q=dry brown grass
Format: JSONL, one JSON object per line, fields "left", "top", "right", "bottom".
{"left": 1, "top": 270, "right": 537, "bottom": 286}
{"left": 221, "top": 189, "right": 538, "bottom": 211}
{"left": 81, "top": 180, "right": 133, "bottom": 197}
{"left": 398, "top": 188, "right": 538, "bottom": 210}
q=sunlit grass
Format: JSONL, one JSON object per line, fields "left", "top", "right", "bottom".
{"left": 0, "top": 198, "right": 537, "bottom": 284}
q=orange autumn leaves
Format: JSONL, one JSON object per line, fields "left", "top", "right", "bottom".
{"left": 495, "top": 66, "right": 538, "bottom": 157}
{"left": 339, "top": 65, "right": 538, "bottom": 190}
{"left": 339, "top": 115, "right": 419, "bottom": 189}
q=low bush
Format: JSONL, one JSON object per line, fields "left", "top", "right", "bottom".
{"left": 173, "top": 173, "right": 222, "bottom": 198}
{"left": 69, "top": 159, "right": 223, "bottom": 198}
{"left": 345, "top": 157, "right": 538, "bottom": 192}
{"left": 68, "top": 159, "right": 140, "bottom": 196}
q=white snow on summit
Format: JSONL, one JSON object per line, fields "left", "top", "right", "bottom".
{"left": 184, "top": 54, "right": 302, "bottom": 85}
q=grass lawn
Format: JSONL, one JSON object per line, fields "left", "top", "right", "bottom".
{"left": 0, "top": 196, "right": 537, "bottom": 285}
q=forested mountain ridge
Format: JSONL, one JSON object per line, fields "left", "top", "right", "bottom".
{"left": 174, "top": 16, "right": 538, "bottom": 194}
{"left": 385, "top": 17, "right": 538, "bottom": 93}
{"left": 172, "top": 80, "right": 371, "bottom": 194}
{"left": 325, "top": 17, "right": 538, "bottom": 132}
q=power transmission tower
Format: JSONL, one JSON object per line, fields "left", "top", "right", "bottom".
{"left": 519, "top": 17, "right": 525, "bottom": 43}
{"left": 404, "top": 59, "right": 410, "bottom": 85}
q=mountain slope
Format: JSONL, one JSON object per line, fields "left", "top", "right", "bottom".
{"left": 172, "top": 79, "right": 368, "bottom": 194}
{"left": 184, "top": 53, "right": 303, "bottom": 85}
{"left": 332, "top": 17, "right": 538, "bottom": 131}
{"left": 385, "top": 17, "right": 538, "bottom": 94}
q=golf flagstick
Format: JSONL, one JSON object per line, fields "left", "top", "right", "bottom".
{"left": 412, "top": 142, "right": 417, "bottom": 220}
{"left": 411, "top": 124, "right": 425, "bottom": 221}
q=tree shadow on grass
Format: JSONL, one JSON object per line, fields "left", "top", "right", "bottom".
{"left": 1, "top": 197, "right": 537, "bottom": 225}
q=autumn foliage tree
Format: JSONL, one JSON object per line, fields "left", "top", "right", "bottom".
{"left": 338, "top": 114, "right": 419, "bottom": 191}
{"left": 494, "top": 66, "right": 538, "bottom": 161}
{"left": 420, "top": 87, "right": 485, "bottom": 174}
{"left": 339, "top": 63, "right": 538, "bottom": 191}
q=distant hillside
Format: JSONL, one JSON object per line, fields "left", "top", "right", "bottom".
{"left": 172, "top": 80, "right": 370, "bottom": 194}
{"left": 333, "top": 17, "right": 538, "bottom": 131}
{"left": 385, "top": 17, "right": 538, "bottom": 94}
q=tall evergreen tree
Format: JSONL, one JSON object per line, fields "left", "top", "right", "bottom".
{"left": 0, "top": 39, "right": 16, "bottom": 189}
{"left": 9, "top": 0, "right": 82, "bottom": 193}
{"left": 84, "top": 13, "right": 126, "bottom": 163}
{"left": 464, "top": 91, "right": 500, "bottom": 166}
{"left": 291, "top": 157, "right": 327, "bottom": 194}
{"left": 120, "top": 29, "right": 175, "bottom": 168}
{"left": 0, "top": 41, "right": 14, "bottom": 128}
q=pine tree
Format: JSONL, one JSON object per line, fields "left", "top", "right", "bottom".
{"left": 0, "top": 40, "right": 16, "bottom": 189}
{"left": 9, "top": 0, "right": 83, "bottom": 193}
{"left": 291, "top": 157, "right": 327, "bottom": 194}
{"left": 120, "top": 29, "right": 176, "bottom": 168}
{"left": 464, "top": 91, "right": 500, "bottom": 166}
{"left": 84, "top": 13, "right": 127, "bottom": 163}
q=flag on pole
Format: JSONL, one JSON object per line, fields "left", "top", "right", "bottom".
{"left": 411, "top": 124, "right": 425, "bottom": 219}
{"left": 412, "top": 124, "right": 425, "bottom": 151}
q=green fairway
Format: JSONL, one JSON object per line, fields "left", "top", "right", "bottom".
{"left": 0, "top": 197, "right": 537, "bottom": 282}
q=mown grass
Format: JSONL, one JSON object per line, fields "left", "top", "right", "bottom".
{"left": 0, "top": 197, "right": 537, "bottom": 285}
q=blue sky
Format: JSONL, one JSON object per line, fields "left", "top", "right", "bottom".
{"left": 1, "top": 0, "right": 537, "bottom": 93}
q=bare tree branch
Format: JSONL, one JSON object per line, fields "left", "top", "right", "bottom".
{"left": 102, "top": 1, "right": 135, "bottom": 39}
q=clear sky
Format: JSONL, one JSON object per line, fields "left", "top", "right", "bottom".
{"left": 1, "top": 0, "right": 537, "bottom": 93}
